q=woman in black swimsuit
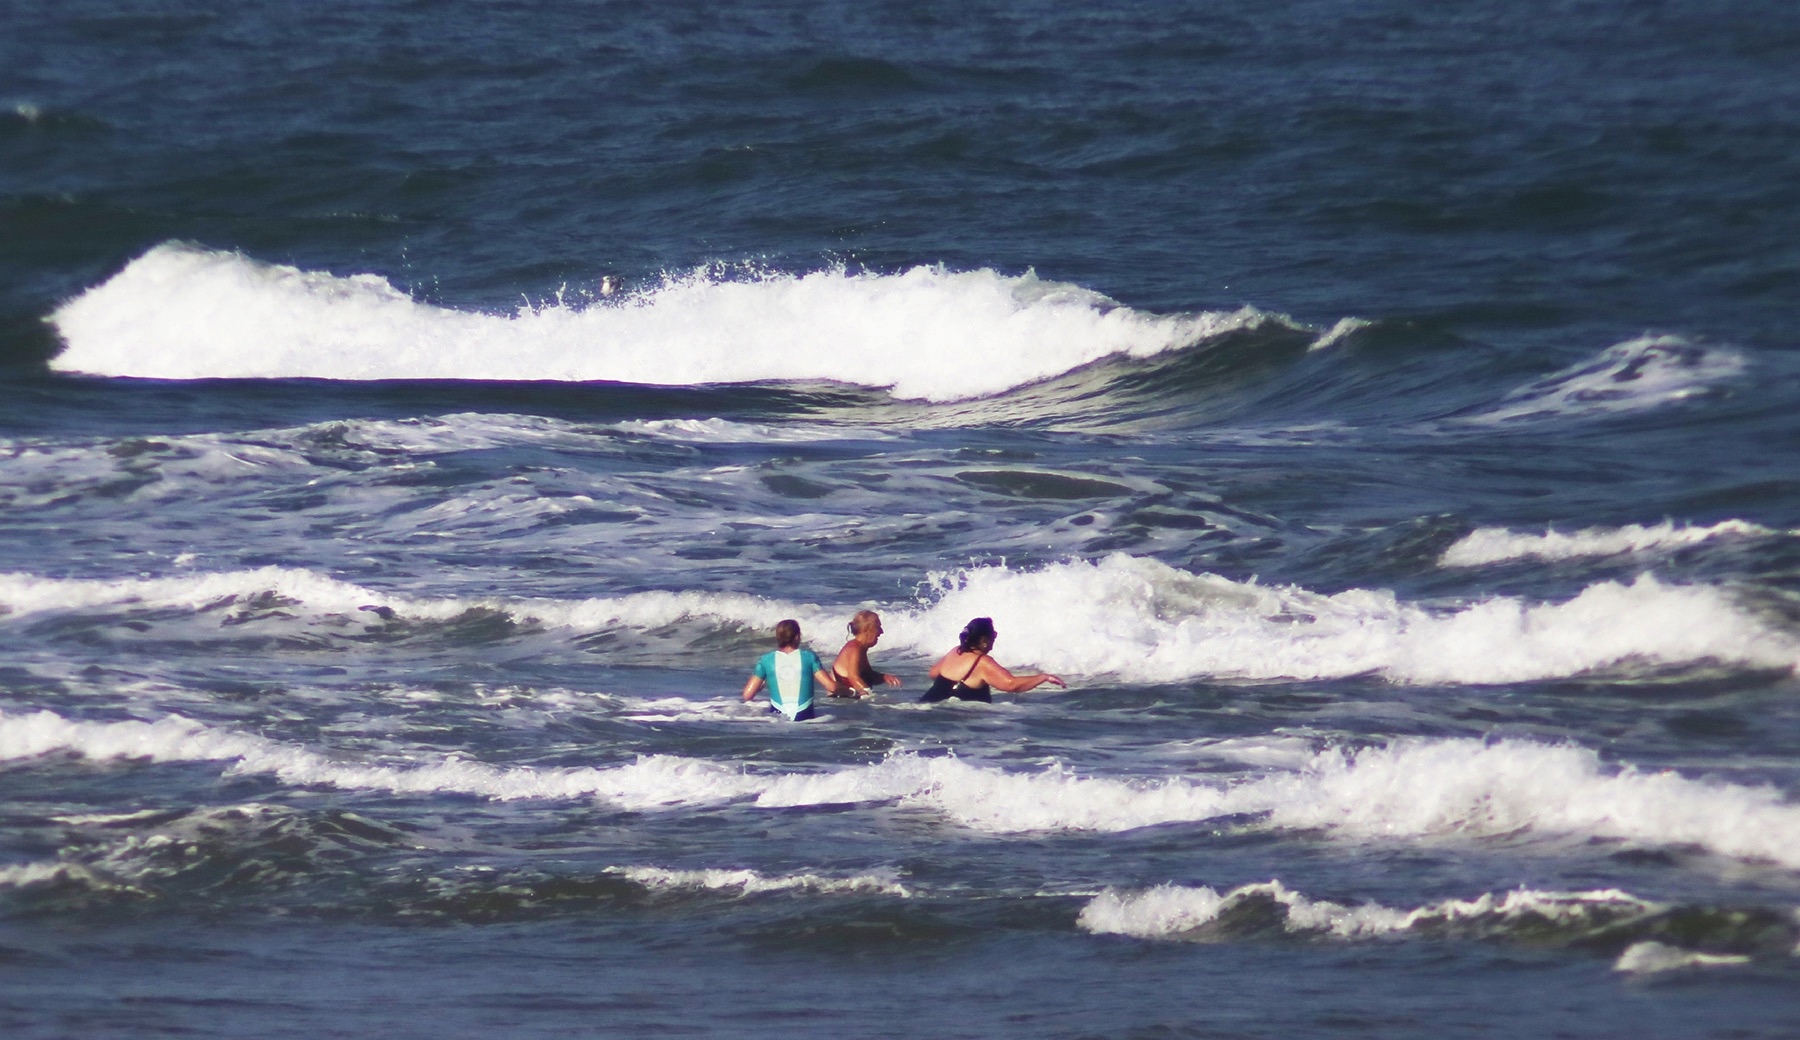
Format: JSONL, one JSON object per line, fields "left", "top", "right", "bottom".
{"left": 920, "top": 617, "right": 1066, "bottom": 703}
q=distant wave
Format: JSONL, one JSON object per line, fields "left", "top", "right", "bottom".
{"left": 0, "top": 411, "right": 884, "bottom": 515}
{"left": 9, "top": 709, "right": 1799, "bottom": 870}
{"left": 798, "top": 742, "right": 1800, "bottom": 869}
{"left": 0, "top": 861, "right": 108, "bottom": 890}
{"left": 0, "top": 708, "right": 763, "bottom": 808}
{"left": 1080, "top": 881, "right": 1658, "bottom": 943}
{"left": 4, "top": 552, "right": 1795, "bottom": 683}
{"left": 607, "top": 865, "right": 910, "bottom": 898}
{"left": 1613, "top": 942, "right": 1756, "bottom": 974}
{"left": 1078, "top": 879, "right": 1783, "bottom": 972}
{"left": 48, "top": 242, "right": 1282, "bottom": 401}
{"left": 1442, "top": 519, "right": 1783, "bottom": 567}
{"left": 1, "top": 849, "right": 903, "bottom": 906}
{"left": 0, "top": 565, "right": 804, "bottom": 641}
{"left": 1464, "top": 335, "right": 1745, "bottom": 425}
{"left": 894, "top": 555, "right": 1800, "bottom": 684}
{"left": 0, "top": 101, "right": 107, "bottom": 135}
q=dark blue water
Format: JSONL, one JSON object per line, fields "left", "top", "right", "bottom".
{"left": 4, "top": 2, "right": 1800, "bottom": 1037}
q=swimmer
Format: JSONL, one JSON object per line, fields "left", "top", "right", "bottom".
{"left": 831, "top": 610, "right": 904, "bottom": 697}
{"left": 741, "top": 619, "right": 841, "bottom": 721}
{"left": 920, "top": 616, "right": 1065, "bottom": 704}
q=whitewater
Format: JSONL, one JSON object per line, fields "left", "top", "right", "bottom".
{"left": 7, "top": 2, "right": 1800, "bottom": 1037}
{"left": 48, "top": 243, "right": 1282, "bottom": 400}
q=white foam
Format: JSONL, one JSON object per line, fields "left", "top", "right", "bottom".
{"left": 1442, "top": 519, "right": 1781, "bottom": 567}
{"left": 1251, "top": 739, "right": 1800, "bottom": 867}
{"left": 0, "top": 565, "right": 825, "bottom": 639}
{"left": 1309, "top": 317, "right": 1371, "bottom": 351}
{"left": 6, "top": 554, "right": 1791, "bottom": 685}
{"left": 595, "top": 693, "right": 838, "bottom": 725}
{"left": 1469, "top": 335, "right": 1746, "bottom": 425}
{"left": 0, "top": 858, "right": 157, "bottom": 900}
{"left": 0, "top": 709, "right": 762, "bottom": 809}
{"left": 1078, "top": 879, "right": 1657, "bottom": 941}
{"left": 1186, "top": 735, "right": 1323, "bottom": 771}
{"left": 1614, "top": 940, "right": 1751, "bottom": 974}
{"left": 49, "top": 243, "right": 1267, "bottom": 401}
{"left": 608, "top": 865, "right": 909, "bottom": 898}
{"left": 883, "top": 555, "right": 1800, "bottom": 684}
{"left": 757, "top": 739, "right": 1800, "bottom": 870}
{"left": 0, "top": 860, "right": 91, "bottom": 889}
{"left": 0, "top": 566, "right": 463, "bottom": 621}
{"left": 614, "top": 417, "right": 886, "bottom": 444}
{"left": 0, "top": 434, "right": 320, "bottom": 511}
{"left": 10, "top": 708, "right": 1800, "bottom": 868}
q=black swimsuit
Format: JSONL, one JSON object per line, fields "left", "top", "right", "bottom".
{"left": 920, "top": 652, "right": 989, "bottom": 703}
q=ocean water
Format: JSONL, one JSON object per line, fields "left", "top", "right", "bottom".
{"left": 4, "top": 2, "right": 1800, "bottom": 1037}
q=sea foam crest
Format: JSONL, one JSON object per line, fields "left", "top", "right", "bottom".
{"left": 1468, "top": 335, "right": 1745, "bottom": 425}
{"left": 608, "top": 865, "right": 909, "bottom": 898}
{"left": 0, "top": 709, "right": 761, "bottom": 808}
{"left": 9, "top": 708, "right": 1800, "bottom": 868}
{"left": 1613, "top": 941, "right": 1752, "bottom": 974}
{"left": 1441, "top": 519, "right": 1781, "bottom": 567}
{"left": 49, "top": 243, "right": 1260, "bottom": 401}
{"left": 887, "top": 555, "right": 1800, "bottom": 684}
{"left": 0, "top": 566, "right": 456, "bottom": 620}
{"left": 1079, "top": 882, "right": 1777, "bottom": 972}
{"left": 0, "top": 860, "right": 102, "bottom": 890}
{"left": 1077, "top": 880, "right": 1658, "bottom": 941}
{"left": 5, "top": 554, "right": 1793, "bottom": 685}
{"left": 0, "top": 565, "right": 818, "bottom": 638}
{"left": 760, "top": 740, "right": 1800, "bottom": 870}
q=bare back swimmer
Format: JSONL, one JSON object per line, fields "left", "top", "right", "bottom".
{"left": 920, "top": 617, "right": 1064, "bottom": 704}
{"left": 920, "top": 649, "right": 989, "bottom": 703}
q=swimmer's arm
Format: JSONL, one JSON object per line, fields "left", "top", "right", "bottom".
{"left": 978, "top": 658, "right": 1067, "bottom": 693}
{"left": 741, "top": 675, "right": 765, "bottom": 703}
{"left": 813, "top": 668, "right": 842, "bottom": 696}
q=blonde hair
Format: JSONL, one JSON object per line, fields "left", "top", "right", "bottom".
{"left": 774, "top": 619, "right": 801, "bottom": 649}
{"left": 848, "top": 609, "right": 880, "bottom": 636}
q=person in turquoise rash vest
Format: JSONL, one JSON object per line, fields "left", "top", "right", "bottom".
{"left": 741, "top": 619, "right": 841, "bottom": 720}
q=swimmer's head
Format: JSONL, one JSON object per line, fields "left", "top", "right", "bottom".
{"left": 849, "top": 610, "right": 883, "bottom": 640}
{"left": 775, "top": 619, "right": 801, "bottom": 649}
{"left": 959, "top": 617, "right": 996, "bottom": 652}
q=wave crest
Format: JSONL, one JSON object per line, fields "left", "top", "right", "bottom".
{"left": 49, "top": 243, "right": 1266, "bottom": 401}
{"left": 9, "top": 708, "right": 1800, "bottom": 869}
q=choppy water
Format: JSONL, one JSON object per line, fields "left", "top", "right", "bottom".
{"left": 4, "top": 2, "right": 1800, "bottom": 1037}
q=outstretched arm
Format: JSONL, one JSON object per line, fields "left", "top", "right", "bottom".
{"left": 977, "top": 658, "right": 1066, "bottom": 693}
{"left": 813, "top": 668, "right": 842, "bottom": 696}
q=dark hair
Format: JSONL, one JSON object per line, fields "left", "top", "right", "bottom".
{"left": 775, "top": 619, "right": 801, "bottom": 649}
{"left": 958, "top": 617, "right": 996, "bottom": 652}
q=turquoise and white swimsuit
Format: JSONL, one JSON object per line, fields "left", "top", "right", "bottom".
{"left": 752, "top": 648, "right": 823, "bottom": 720}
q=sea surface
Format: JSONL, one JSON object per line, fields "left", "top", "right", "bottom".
{"left": 4, "top": 2, "right": 1800, "bottom": 1037}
